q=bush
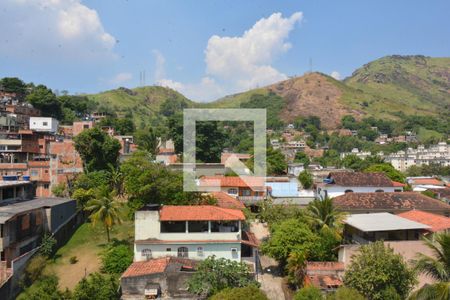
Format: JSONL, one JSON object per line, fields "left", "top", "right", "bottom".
{"left": 23, "top": 255, "right": 47, "bottom": 285}
{"left": 326, "top": 287, "right": 365, "bottom": 300}
{"left": 210, "top": 285, "right": 269, "bottom": 300}
{"left": 294, "top": 286, "right": 323, "bottom": 300}
{"left": 18, "top": 275, "right": 67, "bottom": 300}
{"left": 51, "top": 182, "right": 67, "bottom": 197}
{"left": 70, "top": 256, "right": 78, "bottom": 264}
{"left": 72, "top": 272, "right": 119, "bottom": 300}
{"left": 101, "top": 243, "right": 133, "bottom": 274}
{"left": 39, "top": 233, "right": 57, "bottom": 257}
{"left": 298, "top": 170, "right": 313, "bottom": 189}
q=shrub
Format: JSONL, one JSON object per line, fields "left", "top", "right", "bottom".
{"left": 51, "top": 182, "right": 67, "bottom": 197}
{"left": 325, "top": 287, "right": 365, "bottom": 300}
{"left": 18, "top": 275, "right": 67, "bottom": 300}
{"left": 101, "top": 243, "right": 133, "bottom": 274}
{"left": 23, "top": 255, "right": 47, "bottom": 285}
{"left": 39, "top": 233, "right": 57, "bottom": 257}
{"left": 70, "top": 256, "right": 78, "bottom": 264}
{"left": 209, "top": 285, "right": 269, "bottom": 300}
{"left": 72, "top": 272, "right": 119, "bottom": 300}
{"left": 294, "top": 286, "right": 323, "bottom": 300}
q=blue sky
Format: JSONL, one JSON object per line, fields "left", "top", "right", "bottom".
{"left": 1, "top": 0, "right": 449, "bottom": 101}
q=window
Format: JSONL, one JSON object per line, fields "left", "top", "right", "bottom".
{"left": 166, "top": 248, "right": 171, "bottom": 252}
{"left": 39, "top": 145, "right": 43, "bottom": 149}
{"left": 241, "top": 189, "right": 251, "bottom": 196}
{"left": 57, "top": 169, "right": 64, "bottom": 174}
{"left": 211, "top": 221, "right": 239, "bottom": 232}
{"left": 197, "top": 247, "right": 204, "bottom": 257}
{"left": 43, "top": 122, "right": 48, "bottom": 126}
{"left": 344, "top": 190, "right": 353, "bottom": 193}
{"left": 188, "top": 221, "right": 209, "bottom": 233}
{"left": 161, "top": 221, "right": 186, "bottom": 233}
{"left": 227, "top": 188, "right": 237, "bottom": 195}
{"left": 30, "top": 170, "right": 38, "bottom": 177}
{"left": 83, "top": 125, "right": 89, "bottom": 129}
{"left": 177, "top": 247, "right": 189, "bottom": 258}
{"left": 375, "top": 189, "right": 384, "bottom": 192}
{"left": 231, "top": 247, "right": 238, "bottom": 259}
{"left": 43, "top": 184, "right": 49, "bottom": 189}
{"left": 141, "top": 249, "right": 152, "bottom": 260}
{"left": 44, "top": 170, "right": 48, "bottom": 173}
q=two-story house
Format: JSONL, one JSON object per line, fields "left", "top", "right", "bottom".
{"left": 134, "top": 205, "right": 257, "bottom": 262}
{"left": 316, "top": 172, "right": 401, "bottom": 199}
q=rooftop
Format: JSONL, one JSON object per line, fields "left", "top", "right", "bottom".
{"left": 159, "top": 205, "right": 245, "bottom": 221}
{"left": 121, "top": 257, "right": 197, "bottom": 278}
{"left": 211, "top": 192, "right": 245, "bottom": 209}
{"left": 397, "top": 210, "right": 450, "bottom": 232}
{"left": 0, "top": 180, "right": 32, "bottom": 188}
{"left": 333, "top": 192, "right": 450, "bottom": 212}
{"left": 199, "top": 176, "right": 266, "bottom": 191}
{"left": 409, "top": 178, "right": 444, "bottom": 186}
{"left": 326, "top": 172, "right": 393, "bottom": 187}
{"left": 0, "top": 197, "right": 74, "bottom": 223}
{"left": 306, "top": 262, "right": 344, "bottom": 271}
{"left": 345, "top": 212, "right": 430, "bottom": 232}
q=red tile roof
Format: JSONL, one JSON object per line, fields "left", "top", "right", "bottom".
{"left": 121, "top": 257, "right": 196, "bottom": 278}
{"left": 211, "top": 192, "right": 245, "bottom": 209}
{"left": 397, "top": 210, "right": 450, "bottom": 232}
{"left": 199, "top": 176, "right": 265, "bottom": 190}
{"left": 333, "top": 192, "right": 450, "bottom": 213}
{"left": 159, "top": 205, "right": 245, "bottom": 221}
{"left": 306, "top": 262, "right": 344, "bottom": 271}
{"left": 306, "top": 275, "right": 343, "bottom": 289}
{"left": 410, "top": 178, "right": 444, "bottom": 186}
{"left": 392, "top": 181, "right": 406, "bottom": 187}
{"left": 327, "top": 172, "right": 393, "bottom": 187}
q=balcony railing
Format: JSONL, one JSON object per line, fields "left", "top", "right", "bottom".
{"left": 237, "top": 196, "right": 265, "bottom": 203}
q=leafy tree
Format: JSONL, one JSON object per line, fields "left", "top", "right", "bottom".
{"left": 101, "top": 243, "right": 133, "bottom": 274}
{"left": 72, "top": 272, "right": 119, "bottom": 300}
{"left": 409, "top": 282, "right": 450, "bottom": 300}
{"left": 72, "top": 188, "right": 96, "bottom": 210}
{"left": 258, "top": 200, "right": 305, "bottom": 226}
{"left": 286, "top": 251, "right": 307, "bottom": 288}
{"left": 135, "top": 128, "right": 159, "bottom": 156}
{"left": 74, "top": 127, "right": 121, "bottom": 172}
{"left": 294, "top": 152, "right": 310, "bottom": 166}
{"left": 209, "top": 285, "right": 269, "bottom": 300}
{"left": 343, "top": 241, "right": 417, "bottom": 300}
{"left": 187, "top": 256, "right": 257, "bottom": 298}
{"left": 51, "top": 182, "right": 67, "bottom": 197}
{"left": 167, "top": 112, "right": 183, "bottom": 154}
{"left": 261, "top": 219, "right": 318, "bottom": 265}
{"left": 240, "top": 92, "right": 285, "bottom": 129}
{"left": 39, "top": 233, "right": 57, "bottom": 257}
{"left": 294, "top": 286, "right": 323, "bottom": 300}
{"left": 325, "top": 287, "right": 365, "bottom": 300}
{"left": 0, "top": 77, "right": 27, "bottom": 97}
{"left": 298, "top": 170, "right": 313, "bottom": 189}
{"left": 266, "top": 147, "right": 287, "bottom": 175}
{"left": 73, "top": 171, "right": 111, "bottom": 191}
{"left": 97, "top": 116, "right": 135, "bottom": 135}
{"left": 160, "top": 96, "right": 189, "bottom": 117}
{"left": 121, "top": 151, "right": 207, "bottom": 209}
{"left": 85, "top": 187, "right": 122, "bottom": 242}
{"left": 18, "top": 276, "right": 68, "bottom": 300}
{"left": 196, "top": 121, "right": 227, "bottom": 162}
{"left": 26, "top": 85, "right": 62, "bottom": 119}
{"left": 107, "top": 164, "right": 124, "bottom": 196}
{"left": 306, "top": 197, "right": 345, "bottom": 231}
{"left": 364, "top": 163, "right": 405, "bottom": 183}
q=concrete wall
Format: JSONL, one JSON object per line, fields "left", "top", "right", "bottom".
{"left": 135, "top": 210, "right": 160, "bottom": 241}
{"left": 135, "top": 243, "right": 241, "bottom": 262}
{"left": 29, "top": 117, "right": 58, "bottom": 133}
{"left": 45, "top": 200, "right": 77, "bottom": 233}
{"left": 318, "top": 186, "right": 397, "bottom": 199}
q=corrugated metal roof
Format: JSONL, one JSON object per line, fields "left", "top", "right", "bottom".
{"left": 345, "top": 212, "right": 430, "bottom": 232}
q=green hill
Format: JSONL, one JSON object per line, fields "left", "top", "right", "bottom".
{"left": 88, "top": 55, "right": 450, "bottom": 129}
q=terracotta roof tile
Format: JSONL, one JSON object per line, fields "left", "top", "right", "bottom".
{"left": 307, "top": 275, "right": 343, "bottom": 289}
{"left": 398, "top": 210, "right": 450, "bottom": 232}
{"left": 410, "top": 178, "right": 444, "bottom": 186}
{"left": 159, "top": 205, "right": 245, "bottom": 221}
{"left": 327, "top": 172, "right": 393, "bottom": 187}
{"left": 306, "top": 262, "right": 344, "bottom": 271}
{"left": 211, "top": 192, "right": 245, "bottom": 209}
{"left": 121, "top": 257, "right": 196, "bottom": 278}
{"left": 199, "top": 176, "right": 266, "bottom": 190}
{"left": 392, "top": 181, "right": 406, "bottom": 187}
{"left": 333, "top": 192, "right": 450, "bottom": 213}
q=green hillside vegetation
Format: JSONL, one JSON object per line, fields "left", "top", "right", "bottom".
{"left": 345, "top": 55, "right": 450, "bottom": 114}
{"left": 86, "top": 86, "right": 195, "bottom": 128}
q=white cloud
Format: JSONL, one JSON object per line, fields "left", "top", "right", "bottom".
{"left": 109, "top": 72, "right": 132, "bottom": 85}
{"left": 155, "top": 12, "right": 302, "bottom": 101}
{"left": 331, "top": 71, "right": 341, "bottom": 80}
{"left": 152, "top": 50, "right": 166, "bottom": 80}
{"left": 0, "top": 0, "right": 116, "bottom": 62}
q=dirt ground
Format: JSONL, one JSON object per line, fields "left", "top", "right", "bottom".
{"left": 251, "top": 221, "right": 286, "bottom": 300}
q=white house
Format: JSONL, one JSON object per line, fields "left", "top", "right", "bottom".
{"left": 134, "top": 205, "right": 256, "bottom": 262}
{"left": 29, "top": 117, "right": 59, "bottom": 133}
{"left": 316, "top": 172, "right": 401, "bottom": 199}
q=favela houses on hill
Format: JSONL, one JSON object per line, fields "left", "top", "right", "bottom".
{"left": 0, "top": 1, "right": 449, "bottom": 299}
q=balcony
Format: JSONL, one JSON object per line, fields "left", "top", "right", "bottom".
{"left": 237, "top": 196, "right": 265, "bottom": 204}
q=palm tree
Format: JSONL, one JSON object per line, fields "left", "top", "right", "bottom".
{"left": 107, "top": 163, "right": 124, "bottom": 196}
{"left": 85, "top": 187, "right": 122, "bottom": 242}
{"left": 410, "top": 232, "right": 450, "bottom": 300}
{"left": 306, "top": 197, "right": 345, "bottom": 230}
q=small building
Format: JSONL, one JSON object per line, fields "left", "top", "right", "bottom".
{"left": 287, "top": 163, "right": 305, "bottom": 177}
{"left": 316, "top": 172, "right": 399, "bottom": 199}
{"left": 134, "top": 205, "right": 257, "bottom": 263}
{"left": 333, "top": 192, "right": 450, "bottom": 216}
{"left": 72, "top": 121, "right": 94, "bottom": 136}
{"left": 397, "top": 210, "right": 450, "bottom": 233}
{"left": 121, "top": 257, "right": 197, "bottom": 299}
{"left": 210, "top": 192, "right": 245, "bottom": 210}
{"left": 304, "top": 262, "right": 344, "bottom": 293}
{"left": 29, "top": 117, "right": 59, "bottom": 133}
{"left": 343, "top": 213, "right": 430, "bottom": 244}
